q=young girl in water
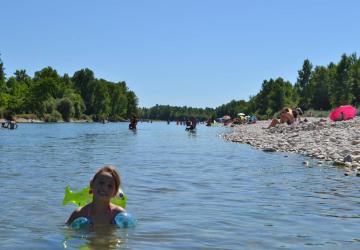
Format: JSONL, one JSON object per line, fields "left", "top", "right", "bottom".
{"left": 67, "top": 165, "right": 125, "bottom": 227}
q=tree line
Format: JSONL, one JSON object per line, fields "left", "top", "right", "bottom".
{"left": 141, "top": 53, "right": 360, "bottom": 120}
{"left": 0, "top": 57, "right": 138, "bottom": 122}
{"left": 1, "top": 53, "right": 359, "bottom": 122}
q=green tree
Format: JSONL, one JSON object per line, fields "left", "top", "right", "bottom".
{"left": 350, "top": 55, "right": 360, "bottom": 106}
{"left": 0, "top": 55, "right": 6, "bottom": 92}
{"left": 4, "top": 76, "right": 29, "bottom": 113}
{"left": 92, "top": 80, "right": 110, "bottom": 120}
{"left": 62, "top": 88, "right": 85, "bottom": 119}
{"left": 247, "top": 78, "right": 296, "bottom": 116}
{"left": 109, "top": 84, "right": 128, "bottom": 120}
{"left": 14, "top": 69, "right": 30, "bottom": 83}
{"left": 308, "top": 66, "right": 331, "bottom": 110}
{"left": 295, "top": 59, "right": 313, "bottom": 110}
{"left": 72, "top": 69, "right": 95, "bottom": 114}
{"left": 57, "top": 98, "right": 74, "bottom": 122}
{"left": 126, "top": 91, "right": 138, "bottom": 118}
{"left": 34, "top": 67, "right": 60, "bottom": 81}
{"left": 331, "top": 54, "right": 354, "bottom": 106}
{"left": 43, "top": 97, "right": 57, "bottom": 114}
{"left": 26, "top": 77, "right": 60, "bottom": 116}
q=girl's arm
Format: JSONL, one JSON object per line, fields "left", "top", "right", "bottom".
{"left": 111, "top": 204, "right": 126, "bottom": 218}
{"left": 66, "top": 208, "right": 82, "bottom": 225}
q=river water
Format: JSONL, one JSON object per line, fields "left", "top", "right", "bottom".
{"left": 0, "top": 122, "right": 359, "bottom": 249}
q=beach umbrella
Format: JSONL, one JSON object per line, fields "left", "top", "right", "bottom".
{"left": 222, "top": 115, "right": 231, "bottom": 120}
{"left": 329, "top": 105, "right": 357, "bottom": 121}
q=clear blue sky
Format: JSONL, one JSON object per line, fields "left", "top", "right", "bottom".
{"left": 1, "top": 0, "right": 359, "bottom": 108}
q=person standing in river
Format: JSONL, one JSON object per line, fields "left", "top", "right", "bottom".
{"left": 129, "top": 115, "right": 138, "bottom": 130}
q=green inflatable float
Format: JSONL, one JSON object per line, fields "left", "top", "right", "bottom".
{"left": 62, "top": 185, "right": 127, "bottom": 208}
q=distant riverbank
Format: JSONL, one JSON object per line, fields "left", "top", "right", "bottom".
{"left": 224, "top": 117, "right": 360, "bottom": 176}
{"left": 0, "top": 117, "right": 92, "bottom": 123}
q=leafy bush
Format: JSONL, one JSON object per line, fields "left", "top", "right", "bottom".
{"left": 255, "top": 114, "right": 270, "bottom": 120}
{"left": 108, "top": 114, "right": 125, "bottom": 122}
{"left": 57, "top": 98, "right": 74, "bottom": 122}
{"left": 44, "top": 111, "right": 62, "bottom": 122}
{"left": 80, "top": 114, "right": 92, "bottom": 122}
{"left": 43, "top": 98, "right": 57, "bottom": 114}
{"left": 303, "top": 109, "right": 329, "bottom": 117}
{"left": 3, "top": 110, "right": 15, "bottom": 120}
{"left": 15, "top": 113, "right": 38, "bottom": 120}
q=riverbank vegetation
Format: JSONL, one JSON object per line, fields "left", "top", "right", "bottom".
{"left": 1, "top": 53, "right": 359, "bottom": 122}
{"left": 0, "top": 57, "right": 138, "bottom": 122}
{"left": 142, "top": 53, "right": 360, "bottom": 121}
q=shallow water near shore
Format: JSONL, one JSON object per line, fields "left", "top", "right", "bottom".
{"left": 1, "top": 122, "right": 360, "bottom": 249}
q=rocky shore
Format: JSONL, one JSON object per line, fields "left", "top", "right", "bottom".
{"left": 223, "top": 117, "right": 360, "bottom": 176}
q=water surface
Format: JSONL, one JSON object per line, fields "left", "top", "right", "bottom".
{"left": 0, "top": 122, "right": 359, "bottom": 249}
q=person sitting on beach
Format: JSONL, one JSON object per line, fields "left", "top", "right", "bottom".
{"left": 67, "top": 165, "right": 125, "bottom": 227}
{"left": 268, "top": 108, "right": 295, "bottom": 128}
{"left": 292, "top": 107, "right": 303, "bottom": 122}
{"left": 334, "top": 112, "right": 345, "bottom": 122}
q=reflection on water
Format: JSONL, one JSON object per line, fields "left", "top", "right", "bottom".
{"left": 63, "top": 226, "right": 129, "bottom": 250}
{"left": 1, "top": 122, "right": 360, "bottom": 249}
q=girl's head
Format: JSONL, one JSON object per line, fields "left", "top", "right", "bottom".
{"left": 90, "top": 165, "right": 121, "bottom": 198}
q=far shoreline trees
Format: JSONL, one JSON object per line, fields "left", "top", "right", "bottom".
{"left": 0, "top": 60, "right": 138, "bottom": 122}
{"left": 142, "top": 53, "right": 360, "bottom": 121}
{"left": 1, "top": 53, "right": 360, "bottom": 122}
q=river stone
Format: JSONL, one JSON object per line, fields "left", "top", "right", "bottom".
{"left": 342, "top": 149, "right": 351, "bottom": 155}
{"left": 344, "top": 154, "right": 353, "bottom": 162}
{"left": 263, "top": 148, "right": 276, "bottom": 152}
{"left": 329, "top": 137, "right": 337, "bottom": 142}
{"left": 352, "top": 162, "right": 360, "bottom": 169}
{"left": 345, "top": 162, "right": 353, "bottom": 168}
{"left": 352, "top": 140, "right": 360, "bottom": 145}
{"left": 334, "top": 161, "right": 346, "bottom": 167}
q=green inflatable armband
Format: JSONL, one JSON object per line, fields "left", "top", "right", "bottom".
{"left": 63, "top": 185, "right": 127, "bottom": 208}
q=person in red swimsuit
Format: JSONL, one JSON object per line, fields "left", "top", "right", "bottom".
{"left": 66, "top": 165, "right": 125, "bottom": 227}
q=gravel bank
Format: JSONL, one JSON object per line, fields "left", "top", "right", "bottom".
{"left": 223, "top": 117, "right": 360, "bottom": 176}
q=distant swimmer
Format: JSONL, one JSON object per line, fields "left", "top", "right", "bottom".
{"left": 129, "top": 115, "right": 137, "bottom": 130}
{"left": 185, "top": 118, "right": 196, "bottom": 131}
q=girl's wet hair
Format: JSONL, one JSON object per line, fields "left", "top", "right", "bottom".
{"left": 92, "top": 165, "right": 121, "bottom": 195}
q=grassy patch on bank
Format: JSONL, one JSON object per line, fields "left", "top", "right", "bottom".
{"left": 303, "top": 109, "right": 329, "bottom": 118}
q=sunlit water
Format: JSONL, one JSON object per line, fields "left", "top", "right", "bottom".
{"left": 0, "top": 122, "right": 360, "bottom": 249}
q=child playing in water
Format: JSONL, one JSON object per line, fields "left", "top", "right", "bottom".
{"left": 67, "top": 165, "right": 125, "bottom": 227}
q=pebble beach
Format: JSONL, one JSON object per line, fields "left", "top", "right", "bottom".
{"left": 224, "top": 117, "right": 360, "bottom": 176}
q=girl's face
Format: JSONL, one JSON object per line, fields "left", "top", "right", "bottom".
{"left": 91, "top": 171, "right": 116, "bottom": 200}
